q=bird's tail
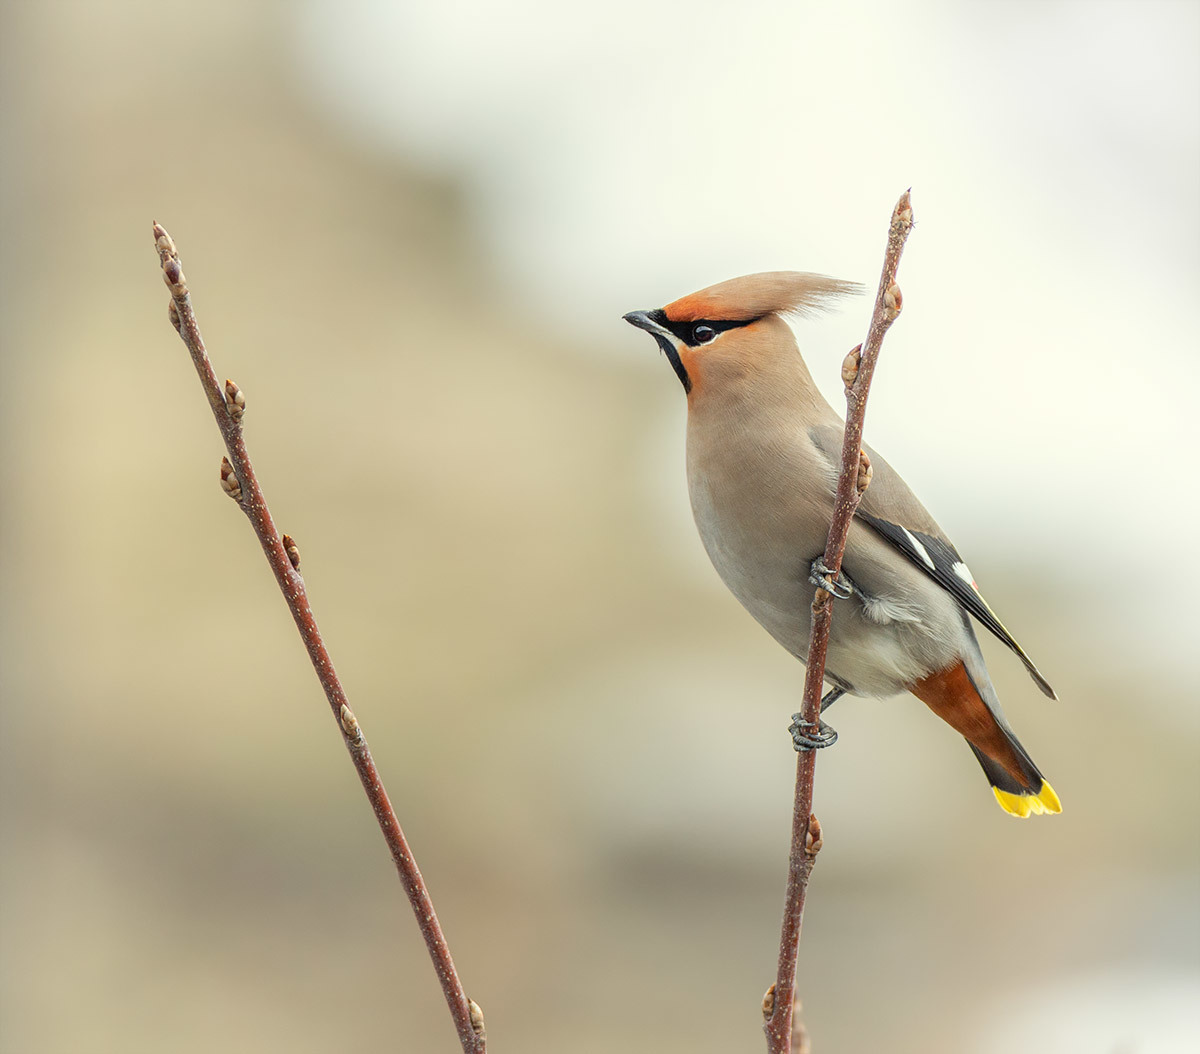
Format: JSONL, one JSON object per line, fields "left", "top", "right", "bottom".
{"left": 910, "top": 649, "right": 1061, "bottom": 819}
{"left": 967, "top": 740, "right": 1062, "bottom": 818}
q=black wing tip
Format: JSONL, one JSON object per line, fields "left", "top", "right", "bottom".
{"left": 1016, "top": 650, "right": 1057, "bottom": 700}
{"left": 1031, "top": 669, "right": 1058, "bottom": 700}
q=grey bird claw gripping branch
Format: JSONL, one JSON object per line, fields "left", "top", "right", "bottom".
{"left": 808, "top": 556, "right": 854, "bottom": 599}
{"left": 790, "top": 686, "right": 846, "bottom": 749}
{"left": 789, "top": 715, "right": 839, "bottom": 751}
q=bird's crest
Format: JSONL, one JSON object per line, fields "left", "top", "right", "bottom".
{"left": 662, "top": 271, "right": 863, "bottom": 323}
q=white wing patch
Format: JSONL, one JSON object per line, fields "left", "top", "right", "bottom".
{"left": 902, "top": 526, "right": 936, "bottom": 571}
{"left": 952, "top": 560, "right": 978, "bottom": 592}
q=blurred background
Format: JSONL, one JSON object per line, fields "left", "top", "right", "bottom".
{"left": 2, "top": 1, "right": 1197, "bottom": 1051}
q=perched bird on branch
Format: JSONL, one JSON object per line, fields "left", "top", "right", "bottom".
{"left": 624, "top": 272, "right": 1060, "bottom": 818}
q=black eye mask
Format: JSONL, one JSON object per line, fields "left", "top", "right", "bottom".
{"left": 647, "top": 310, "right": 761, "bottom": 348}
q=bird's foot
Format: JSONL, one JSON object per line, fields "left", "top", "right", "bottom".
{"left": 809, "top": 556, "right": 854, "bottom": 599}
{"left": 790, "top": 715, "right": 839, "bottom": 751}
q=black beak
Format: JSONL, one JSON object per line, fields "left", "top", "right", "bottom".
{"left": 622, "top": 309, "right": 692, "bottom": 394}
{"left": 622, "top": 310, "right": 658, "bottom": 333}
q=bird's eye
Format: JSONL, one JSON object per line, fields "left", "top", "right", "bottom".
{"left": 692, "top": 324, "right": 717, "bottom": 345}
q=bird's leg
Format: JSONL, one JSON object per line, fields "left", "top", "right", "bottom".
{"left": 790, "top": 688, "right": 844, "bottom": 751}
{"left": 809, "top": 556, "right": 854, "bottom": 600}
{"left": 819, "top": 686, "right": 845, "bottom": 713}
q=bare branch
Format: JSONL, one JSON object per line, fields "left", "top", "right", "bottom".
{"left": 152, "top": 223, "right": 486, "bottom": 1054}
{"left": 764, "top": 191, "right": 914, "bottom": 1053}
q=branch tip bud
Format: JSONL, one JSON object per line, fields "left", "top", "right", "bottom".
{"left": 155, "top": 226, "right": 188, "bottom": 296}
{"left": 152, "top": 222, "right": 177, "bottom": 259}
{"left": 219, "top": 457, "right": 242, "bottom": 502}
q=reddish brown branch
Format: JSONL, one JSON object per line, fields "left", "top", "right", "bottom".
{"left": 763, "top": 191, "right": 914, "bottom": 1053}
{"left": 153, "top": 224, "right": 486, "bottom": 1054}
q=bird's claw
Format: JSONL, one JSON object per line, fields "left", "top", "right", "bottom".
{"left": 790, "top": 715, "right": 839, "bottom": 751}
{"left": 809, "top": 556, "right": 854, "bottom": 599}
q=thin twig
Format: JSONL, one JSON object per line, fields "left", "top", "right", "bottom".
{"left": 763, "top": 191, "right": 915, "bottom": 1053}
{"left": 153, "top": 224, "right": 486, "bottom": 1054}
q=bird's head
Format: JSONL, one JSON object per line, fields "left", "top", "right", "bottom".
{"left": 623, "top": 271, "right": 861, "bottom": 398}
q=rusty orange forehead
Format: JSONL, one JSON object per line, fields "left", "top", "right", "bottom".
{"left": 662, "top": 271, "right": 862, "bottom": 323}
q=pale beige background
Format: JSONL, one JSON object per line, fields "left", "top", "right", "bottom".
{"left": 2, "top": 2, "right": 1197, "bottom": 1052}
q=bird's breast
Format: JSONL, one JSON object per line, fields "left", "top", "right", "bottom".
{"left": 684, "top": 408, "right": 962, "bottom": 696}
{"left": 685, "top": 413, "right": 833, "bottom": 644}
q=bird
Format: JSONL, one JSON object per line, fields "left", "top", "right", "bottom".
{"left": 623, "top": 271, "right": 1060, "bottom": 817}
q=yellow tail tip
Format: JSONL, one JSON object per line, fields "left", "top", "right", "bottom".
{"left": 993, "top": 781, "right": 1062, "bottom": 818}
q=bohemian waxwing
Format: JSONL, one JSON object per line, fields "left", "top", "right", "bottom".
{"left": 624, "top": 271, "right": 1060, "bottom": 818}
